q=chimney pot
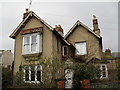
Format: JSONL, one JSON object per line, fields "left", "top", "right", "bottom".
{"left": 93, "top": 15, "right": 96, "bottom": 20}
{"left": 23, "top": 8, "right": 30, "bottom": 20}
{"left": 58, "top": 25, "right": 61, "bottom": 27}
{"left": 55, "top": 24, "right": 64, "bottom": 36}
{"left": 26, "top": 8, "right": 29, "bottom": 12}
{"left": 55, "top": 25, "right": 58, "bottom": 28}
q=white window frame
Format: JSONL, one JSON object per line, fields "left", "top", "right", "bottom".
{"left": 100, "top": 64, "right": 108, "bottom": 79}
{"left": 23, "top": 65, "right": 42, "bottom": 83}
{"left": 22, "top": 33, "right": 42, "bottom": 54}
{"left": 63, "top": 46, "right": 68, "bottom": 56}
{"left": 75, "top": 42, "right": 87, "bottom": 55}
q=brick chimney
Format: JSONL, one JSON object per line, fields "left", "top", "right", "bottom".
{"left": 93, "top": 15, "right": 100, "bottom": 36}
{"left": 55, "top": 25, "right": 64, "bottom": 36}
{"left": 105, "top": 49, "right": 111, "bottom": 56}
{"left": 23, "top": 8, "right": 30, "bottom": 19}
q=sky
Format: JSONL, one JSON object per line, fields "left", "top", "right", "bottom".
{"left": 0, "top": 0, "right": 119, "bottom": 53}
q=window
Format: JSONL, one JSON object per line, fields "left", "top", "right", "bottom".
{"left": 63, "top": 46, "right": 68, "bottom": 56}
{"left": 100, "top": 64, "right": 108, "bottom": 78}
{"left": 23, "top": 65, "right": 42, "bottom": 83}
{"left": 75, "top": 42, "right": 87, "bottom": 55}
{"left": 23, "top": 33, "right": 42, "bottom": 54}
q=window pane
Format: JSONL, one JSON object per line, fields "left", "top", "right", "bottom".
{"left": 24, "top": 45, "right": 30, "bottom": 53}
{"left": 31, "top": 66, "right": 35, "bottom": 81}
{"left": 32, "top": 35, "right": 37, "bottom": 43}
{"left": 24, "top": 36, "right": 30, "bottom": 44}
{"left": 31, "top": 44, "right": 37, "bottom": 52}
{"left": 37, "top": 66, "right": 41, "bottom": 81}
{"left": 75, "top": 43, "right": 80, "bottom": 55}
{"left": 81, "top": 42, "right": 87, "bottom": 55}
{"left": 63, "top": 46, "right": 68, "bottom": 56}
{"left": 102, "top": 66, "right": 106, "bottom": 71}
{"left": 24, "top": 36, "right": 30, "bottom": 53}
{"left": 102, "top": 72, "right": 106, "bottom": 77}
{"left": 25, "top": 67, "right": 29, "bottom": 81}
{"left": 37, "top": 71, "right": 41, "bottom": 81}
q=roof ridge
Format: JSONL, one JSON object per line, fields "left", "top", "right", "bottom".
{"left": 10, "top": 11, "right": 54, "bottom": 38}
{"left": 64, "top": 20, "right": 101, "bottom": 39}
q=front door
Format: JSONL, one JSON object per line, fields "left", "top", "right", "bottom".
{"left": 65, "top": 69, "right": 73, "bottom": 88}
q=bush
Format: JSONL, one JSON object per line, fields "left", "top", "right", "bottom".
{"left": 116, "top": 59, "right": 120, "bottom": 80}
{"left": 2, "top": 67, "right": 13, "bottom": 87}
{"left": 72, "top": 63, "right": 101, "bottom": 88}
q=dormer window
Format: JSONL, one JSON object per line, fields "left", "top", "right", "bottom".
{"left": 22, "top": 33, "right": 42, "bottom": 54}
{"left": 75, "top": 42, "right": 87, "bottom": 55}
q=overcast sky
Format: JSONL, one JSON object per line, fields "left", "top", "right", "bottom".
{"left": 0, "top": 0, "right": 119, "bottom": 53}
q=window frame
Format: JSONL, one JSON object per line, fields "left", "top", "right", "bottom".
{"left": 63, "top": 46, "right": 68, "bottom": 56}
{"left": 100, "top": 64, "right": 108, "bottom": 79}
{"left": 75, "top": 42, "right": 87, "bottom": 55}
{"left": 23, "top": 65, "right": 42, "bottom": 83}
{"left": 22, "top": 33, "right": 42, "bottom": 54}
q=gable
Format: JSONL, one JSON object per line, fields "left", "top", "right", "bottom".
{"left": 10, "top": 11, "right": 54, "bottom": 39}
{"left": 66, "top": 25, "right": 99, "bottom": 45}
{"left": 64, "top": 20, "right": 101, "bottom": 40}
{"left": 23, "top": 17, "right": 43, "bottom": 30}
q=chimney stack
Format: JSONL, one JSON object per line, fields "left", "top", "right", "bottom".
{"left": 93, "top": 15, "right": 100, "bottom": 36}
{"left": 105, "top": 49, "right": 111, "bottom": 56}
{"left": 23, "top": 8, "right": 30, "bottom": 20}
{"left": 55, "top": 25, "right": 64, "bottom": 36}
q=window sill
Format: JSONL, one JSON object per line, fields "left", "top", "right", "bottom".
{"left": 63, "top": 55, "right": 68, "bottom": 57}
{"left": 100, "top": 77, "right": 108, "bottom": 79}
{"left": 24, "top": 81, "right": 40, "bottom": 83}
{"left": 75, "top": 54, "right": 87, "bottom": 57}
{"left": 22, "top": 52, "right": 42, "bottom": 57}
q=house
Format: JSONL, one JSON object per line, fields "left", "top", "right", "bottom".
{"left": 103, "top": 49, "right": 118, "bottom": 81}
{"left": 0, "top": 50, "right": 13, "bottom": 69}
{"left": 10, "top": 9, "right": 103, "bottom": 88}
{"left": 112, "top": 52, "right": 120, "bottom": 59}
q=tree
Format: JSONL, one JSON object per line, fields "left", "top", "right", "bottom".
{"left": 2, "top": 67, "right": 13, "bottom": 88}
{"left": 13, "top": 57, "right": 65, "bottom": 88}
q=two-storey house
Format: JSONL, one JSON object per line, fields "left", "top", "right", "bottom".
{"left": 10, "top": 9, "right": 103, "bottom": 88}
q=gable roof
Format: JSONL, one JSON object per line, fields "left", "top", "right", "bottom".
{"left": 9, "top": 11, "right": 71, "bottom": 46}
{"left": 10, "top": 11, "right": 54, "bottom": 39}
{"left": 64, "top": 20, "right": 101, "bottom": 39}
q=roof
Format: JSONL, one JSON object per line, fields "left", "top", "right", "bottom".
{"left": 9, "top": 11, "right": 71, "bottom": 46}
{"left": 10, "top": 11, "right": 54, "bottom": 39}
{"left": 111, "top": 52, "right": 120, "bottom": 58}
{"left": 64, "top": 20, "right": 101, "bottom": 39}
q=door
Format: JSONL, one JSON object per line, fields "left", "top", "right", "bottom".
{"left": 65, "top": 69, "right": 74, "bottom": 88}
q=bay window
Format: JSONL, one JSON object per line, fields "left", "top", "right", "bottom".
{"left": 75, "top": 42, "right": 87, "bottom": 55}
{"left": 23, "top": 65, "right": 42, "bottom": 83}
{"left": 23, "top": 33, "right": 42, "bottom": 54}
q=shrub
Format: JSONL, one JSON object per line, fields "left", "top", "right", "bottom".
{"left": 72, "top": 63, "right": 101, "bottom": 88}
{"left": 2, "top": 67, "right": 13, "bottom": 88}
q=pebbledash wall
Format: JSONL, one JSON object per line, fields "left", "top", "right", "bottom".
{"left": 10, "top": 9, "right": 103, "bottom": 85}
